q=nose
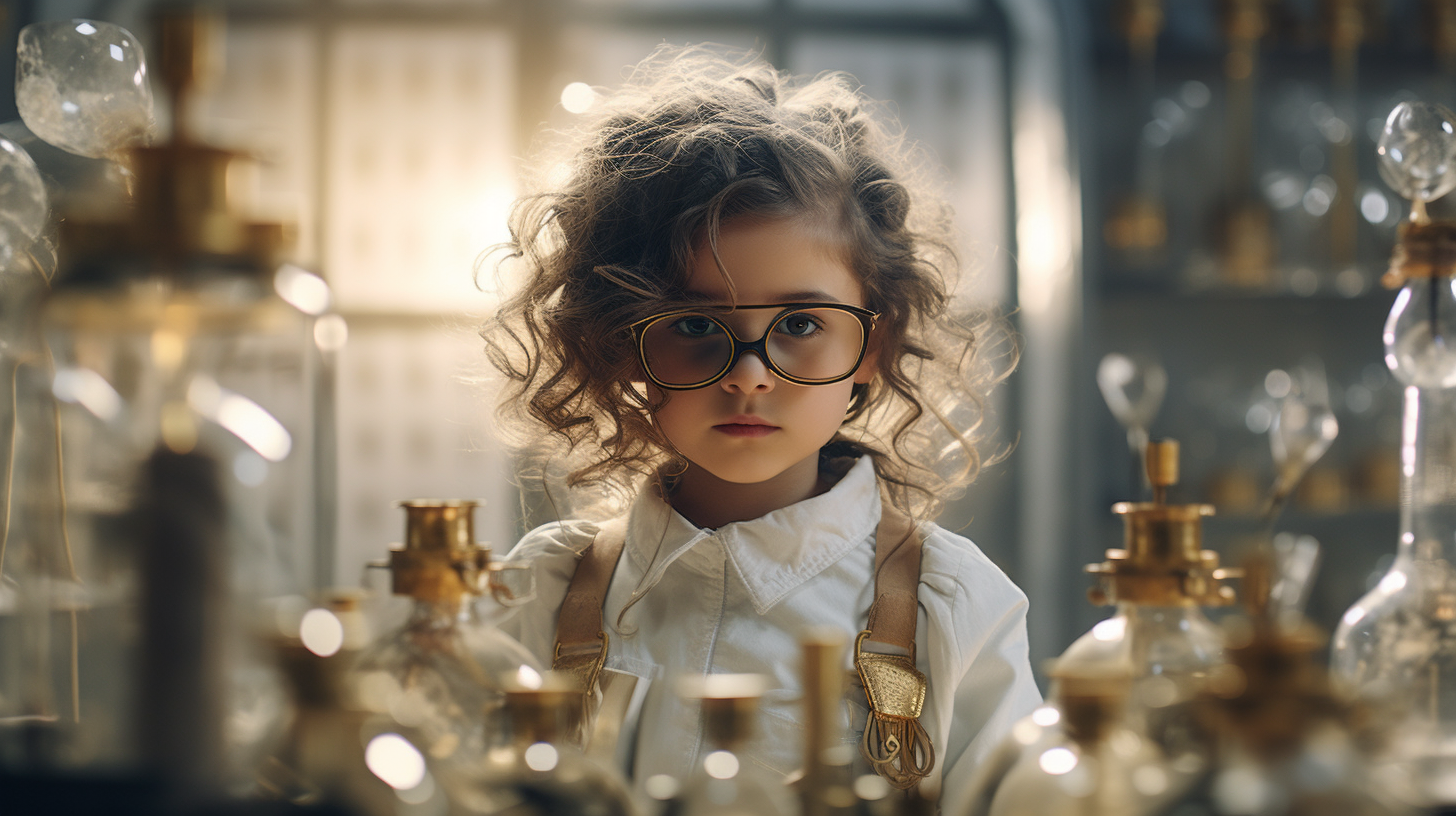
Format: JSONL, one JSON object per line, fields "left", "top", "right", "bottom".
{"left": 719, "top": 349, "right": 776, "bottom": 393}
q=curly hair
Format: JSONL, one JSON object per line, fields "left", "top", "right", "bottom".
{"left": 481, "top": 45, "right": 1015, "bottom": 520}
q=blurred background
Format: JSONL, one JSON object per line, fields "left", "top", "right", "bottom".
{"left": 0, "top": 0, "right": 1431, "bottom": 675}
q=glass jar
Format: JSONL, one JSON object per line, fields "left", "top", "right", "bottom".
{"left": 355, "top": 500, "right": 543, "bottom": 769}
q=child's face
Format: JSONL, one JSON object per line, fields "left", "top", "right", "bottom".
{"left": 647, "top": 215, "right": 877, "bottom": 487}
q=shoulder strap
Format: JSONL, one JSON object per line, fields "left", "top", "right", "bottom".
{"left": 856, "top": 500, "right": 935, "bottom": 791}
{"left": 552, "top": 517, "right": 627, "bottom": 696}
{"left": 864, "top": 502, "right": 921, "bottom": 654}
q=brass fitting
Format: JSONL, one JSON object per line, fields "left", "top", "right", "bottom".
{"left": 387, "top": 500, "right": 491, "bottom": 604}
{"left": 1086, "top": 440, "right": 1237, "bottom": 607}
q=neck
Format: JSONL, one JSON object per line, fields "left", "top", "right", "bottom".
{"left": 1399, "top": 386, "right": 1456, "bottom": 565}
{"left": 668, "top": 455, "right": 825, "bottom": 529}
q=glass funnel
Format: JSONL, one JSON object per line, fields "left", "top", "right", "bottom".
{"left": 1332, "top": 262, "right": 1456, "bottom": 806}
{"left": 354, "top": 500, "right": 543, "bottom": 770}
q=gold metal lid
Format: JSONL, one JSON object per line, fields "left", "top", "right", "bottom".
{"left": 58, "top": 8, "right": 286, "bottom": 279}
{"left": 387, "top": 500, "right": 491, "bottom": 603}
{"left": 504, "top": 672, "right": 582, "bottom": 745}
{"left": 1383, "top": 219, "right": 1456, "bottom": 287}
{"left": 679, "top": 673, "right": 767, "bottom": 749}
{"left": 1086, "top": 440, "right": 1236, "bottom": 606}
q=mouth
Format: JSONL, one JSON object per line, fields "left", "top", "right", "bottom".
{"left": 714, "top": 417, "right": 778, "bottom": 437}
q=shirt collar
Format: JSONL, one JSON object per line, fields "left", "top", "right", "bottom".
{"left": 623, "top": 456, "right": 881, "bottom": 614}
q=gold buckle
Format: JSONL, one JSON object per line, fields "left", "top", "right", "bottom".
{"left": 853, "top": 630, "right": 926, "bottom": 720}
{"left": 553, "top": 632, "right": 609, "bottom": 695}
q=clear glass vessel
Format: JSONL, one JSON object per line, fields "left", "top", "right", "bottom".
{"left": 1, "top": 12, "right": 318, "bottom": 798}
{"left": 1332, "top": 270, "right": 1456, "bottom": 807}
{"left": 442, "top": 674, "right": 640, "bottom": 816}
{"left": 982, "top": 668, "right": 1189, "bottom": 816}
{"left": 1063, "top": 440, "right": 1231, "bottom": 754}
{"left": 354, "top": 500, "right": 543, "bottom": 769}
{"left": 674, "top": 673, "right": 797, "bottom": 816}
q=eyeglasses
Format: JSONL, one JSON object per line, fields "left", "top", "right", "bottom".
{"left": 628, "top": 302, "right": 879, "bottom": 390}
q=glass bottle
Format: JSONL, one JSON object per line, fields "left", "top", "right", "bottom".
{"left": 4, "top": 10, "right": 316, "bottom": 799}
{"left": 1165, "top": 599, "right": 1409, "bottom": 816}
{"left": 442, "top": 673, "right": 640, "bottom": 816}
{"left": 1063, "top": 440, "right": 1232, "bottom": 755}
{"left": 354, "top": 500, "right": 543, "bottom": 770}
{"left": 979, "top": 666, "right": 1188, "bottom": 816}
{"left": 257, "top": 593, "right": 450, "bottom": 816}
{"left": 674, "top": 673, "right": 797, "bottom": 816}
{"left": 1332, "top": 251, "right": 1456, "bottom": 806}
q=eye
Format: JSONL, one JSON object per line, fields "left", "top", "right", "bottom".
{"left": 775, "top": 312, "right": 824, "bottom": 338}
{"left": 669, "top": 314, "right": 722, "bottom": 338}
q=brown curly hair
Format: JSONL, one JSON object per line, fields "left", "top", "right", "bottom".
{"left": 481, "top": 45, "right": 1015, "bottom": 520}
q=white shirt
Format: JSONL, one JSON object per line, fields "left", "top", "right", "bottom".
{"left": 500, "top": 456, "right": 1041, "bottom": 806}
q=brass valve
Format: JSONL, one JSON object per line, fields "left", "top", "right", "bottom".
{"left": 1086, "top": 439, "right": 1237, "bottom": 607}
{"left": 386, "top": 500, "right": 492, "bottom": 603}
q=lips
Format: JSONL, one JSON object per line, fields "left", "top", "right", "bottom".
{"left": 714, "top": 416, "right": 778, "bottom": 437}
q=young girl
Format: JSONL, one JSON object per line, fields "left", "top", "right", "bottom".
{"left": 483, "top": 47, "right": 1040, "bottom": 806}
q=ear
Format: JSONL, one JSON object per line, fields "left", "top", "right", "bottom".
{"left": 853, "top": 342, "right": 880, "bottom": 385}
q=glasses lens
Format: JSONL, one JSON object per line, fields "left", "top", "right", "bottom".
{"left": 640, "top": 307, "right": 867, "bottom": 386}
{"left": 640, "top": 312, "right": 733, "bottom": 386}
{"left": 764, "top": 307, "right": 867, "bottom": 382}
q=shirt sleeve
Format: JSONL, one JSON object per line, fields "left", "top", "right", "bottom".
{"left": 497, "top": 520, "right": 598, "bottom": 668}
{"left": 921, "top": 529, "right": 1043, "bottom": 811}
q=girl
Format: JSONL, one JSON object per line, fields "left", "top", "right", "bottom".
{"left": 482, "top": 47, "right": 1040, "bottom": 807}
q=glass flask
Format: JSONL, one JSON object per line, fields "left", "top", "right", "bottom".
{"left": 355, "top": 500, "right": 543, "bottom": 769}
{"left": 977, "top": 667, "right": 1190, "bottom": 816}
{"left": 2, "top": 11, "right": 316, "bottom": 800}
{"left": 442, "top": 673, "right": 640, "bottom": 816}
{"left": 1331, "top": 259, "right": 1456, "bottom": 806}
{"left": 1064, "top": 440, "right": 1232, "bottom": 754}
{"left": 674, "top": 673, "right": 796, "bottom": 816}
{"left": 256, "top": 593, "right": 451, "bottom": 816}
{"left": 1161, "top": 608, "right": 1409, "bottom": 816}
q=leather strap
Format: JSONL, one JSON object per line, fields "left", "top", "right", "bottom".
{"left": 864, "top": 501, "right": 922, "bottom": 654}
{"left": 552, "top": 517, "right": 627, "bottom": 698}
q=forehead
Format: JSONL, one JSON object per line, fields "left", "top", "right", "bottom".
{"left": 687, "top": 216, "right": 862, "bottom": 304}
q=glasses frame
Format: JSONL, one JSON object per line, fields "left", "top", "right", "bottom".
{"left": 628, "top": 301, "right": 880, "bottom": 390}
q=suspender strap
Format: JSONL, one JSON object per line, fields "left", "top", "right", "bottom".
{"left": 856, "top": 501, "right": 935, "bottom": 791}
{"left": 552, "top": 517, "right": 627, "bottom": 696}
{"left": 864, "top": 502, "right": 921, "bottom": 653}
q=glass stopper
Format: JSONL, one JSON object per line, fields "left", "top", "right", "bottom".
{"left": 16, "top": 19, "right": 155, "bottom": 159}
{"left": 1377, "top": 101, "right": 1456, "bottom": 203}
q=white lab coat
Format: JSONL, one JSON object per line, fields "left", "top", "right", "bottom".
{"left": 500, "top": 456, "right": 1042, "bottom": 807}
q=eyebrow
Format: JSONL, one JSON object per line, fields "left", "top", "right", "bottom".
{"left": 677, "top": 289, "right": 847, "bottom": 304}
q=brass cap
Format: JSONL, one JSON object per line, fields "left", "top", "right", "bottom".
{"left": 1049, "top": 664, "right": 1131, "bottom": 747}
{"left": 387, "top": 500, "right": 490, "bottom": 602}
{"left": 505, "top": 672, "right": 582, "bottom": 745}
{"left": 57, "top": 7, "right": 286, "bottom": 282}
{"left": 1086, "top": 439, "right": 1235, "bottom": 607}
{"left": 1383, "top": 220, "right": 1456, "bottom": 288}
{"left": 679, "top": 674, "right": 767, "bottom": 749}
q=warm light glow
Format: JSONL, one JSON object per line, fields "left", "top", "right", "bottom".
{"left": 1342, "top": 604, "right": 1366, "bottom": 627}
{"left": 313, "top": 314, "right": 349, "bottom": 352}
{"left": 644, "top": 774, "right": 680, "bottom": 801}
{"left": 1091, "top": 617, "right": 1125, "bottom": 642}
{"left": 1133, "top": 765, "right": 1169, "bottom": 795}
{"left": 365, "top": 733, "right": 427, "bottom": 790}
{"left": 1378, "top": 570, "right": 1408, "bottom": 594}
{"left": 524, "top": 742, "right": 559, "bottom": 772}
{"left": 1031, "top": 706, "right": 1061, "bottom": 727}
{"left": 703, "top": 750, "right": 740, "bottom": 780}
{"left": 53, "top": 367, "right": 122, "bottom": 421}
{"left": 151, "top": 329, "right": 187, "bottom": 372}
{"left": 853, "top": 774, "right": 890, "bottom": 801}
{"left": 515, "top": 665, "right": 543, "bottom": 689}
{"left": 560, "top": 81, "right": 597, "bottom": 114}
{"left": 189, "top": 377, "right": 292, "bottom": 462}
{"left": 274, "top": 264, "right": 332, "bottom": 316}
{"left": 299, "top": 608, "right": 345, "bottom": 657}
{"left": 1038, "top": 747, "right": 1077, "bottom": 775}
